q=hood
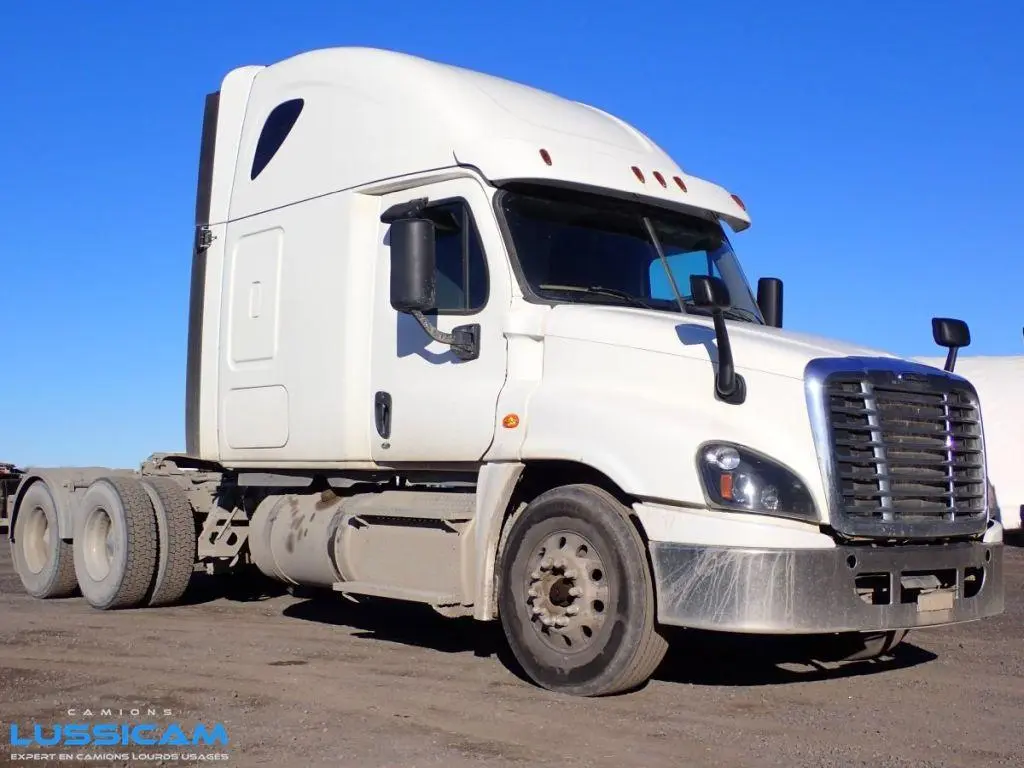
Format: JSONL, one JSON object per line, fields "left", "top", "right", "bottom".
{"left": 539, "top": 304, "right": 898, "bottom": 380}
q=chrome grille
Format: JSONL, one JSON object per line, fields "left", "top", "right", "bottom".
{"left": 807, "top": 359, "right": 989, "bottom": 538}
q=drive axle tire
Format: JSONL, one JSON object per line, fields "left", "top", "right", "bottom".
{"left": 73, "top": 477, "right": 158, "bottom": 610}
{"left": 11, "top": 482, "right": 78, "bottom": 599}
{"left": 498, "top": 484, "right": 668, "bottom": 696}
{"left": 141, "top": 477, "right": 197, "bottom": 607}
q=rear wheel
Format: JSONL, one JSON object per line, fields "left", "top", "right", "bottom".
{"left": 73, "top": 477, "right": 158, "bottom": 610}
{"left": 11, "top": 482, "right": 78, "bottom": 598}
{"left": 498, "top": 484, "right": 667, "bottom": 696}
{"left": 140, "top": 477, "right": 197, "bottom": 606}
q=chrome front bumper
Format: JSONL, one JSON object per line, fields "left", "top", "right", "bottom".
{"left": 649, "top": 540, "right": 1003, "bottom": 633}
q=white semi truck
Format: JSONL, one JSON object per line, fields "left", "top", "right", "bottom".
{"left": 915, "top": 346, "right": 1023, "bottom": 536}
{"left": 7, "top": 47, "right": 1004, "bottom": 696}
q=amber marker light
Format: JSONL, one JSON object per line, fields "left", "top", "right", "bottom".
{"left": 720, "top": 473, "right": 734, "bottom": 501}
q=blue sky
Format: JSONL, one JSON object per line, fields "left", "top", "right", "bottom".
{"left": 1, "top": 1, "right": 1021, "bottom": 467}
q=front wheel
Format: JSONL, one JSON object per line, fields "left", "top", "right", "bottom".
{"left": 497, "top": 484, "right": 668, "bottom": 696}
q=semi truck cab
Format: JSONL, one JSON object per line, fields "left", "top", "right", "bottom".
{"left": 9, "top": 47, "right": 1004, "bottom": 696}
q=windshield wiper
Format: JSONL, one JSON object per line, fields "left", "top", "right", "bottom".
{"left": 683, "top": 304, "right": 760, "bottom": 323}
{"left": 538, "top": 284, "right": 654, "bottom": 309}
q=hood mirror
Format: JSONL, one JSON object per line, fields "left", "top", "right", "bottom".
{"left": 931, "top": 317, "right": 970, "bottom": 373}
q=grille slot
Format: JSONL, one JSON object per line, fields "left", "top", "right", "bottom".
{"left": 825, "top": 374, "right": 986, "bottom": 527}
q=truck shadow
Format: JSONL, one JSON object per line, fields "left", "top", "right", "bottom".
{"left": 652, "top": 627, "right": 937, "bottom": 687}
{"left": 178, "top": 568, "right": 292, "bottom": 605}
{"left": 279, "top": 593, "right": 937, "bottom": 689}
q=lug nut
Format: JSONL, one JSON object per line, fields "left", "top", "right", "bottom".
{"left": 554, "top": 558, "right": 567, "bottom": 570}
{"left": 566, "top": 606, "right": 579, "bottom": 616}
{"left": 530, "top": 570, "right": 542, "bottom": 581}
{"left": 568, "top": 586, "right": 582, "bottom": 597}
{"left": 563, "top": 569, "right": 577, "bottom": 579}
{"left": 531, "top": 605, "right": 543, "bottom": 616}
{"left": 527, "top": 588, "right": 538, "bottom": 598}
{"left": 541, "top": 558, "right": 553, "bottom": 570}
{"left": 555, "top": 617, "right": 569, "bottom": 627}
{"left": 541, "top": 616, "right": 554, "bottom": 627}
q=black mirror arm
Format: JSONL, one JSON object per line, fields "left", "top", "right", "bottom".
{"left": 711, "top": 309, "right": 746, "bottom": 404}
{"left": 410, "top": 311, "right": 480, "bottom": 361}
{"left": 944, "top": 347, "right": 958, "bottom": 373}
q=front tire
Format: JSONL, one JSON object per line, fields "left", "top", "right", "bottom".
{"left": 497, "top": 484, "right": 667, "bottom": 696}
{"left": 73, "top": 477, "right": 158, "bottom": 610}
{"left": 11, "top": 481, "right": 78, "bottom": 598}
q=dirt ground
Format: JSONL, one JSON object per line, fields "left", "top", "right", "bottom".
{"left": 2, "top": 544, "right": 1022, "bottom": 768}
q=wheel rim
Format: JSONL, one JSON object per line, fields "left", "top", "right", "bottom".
{"left": 82, "top": 507, "right": 116, "bottom": 581}
{"left": 522, "top": 530, "right": 609, "bottom": 654}
{"left": 21, "top": 506, "right": 51, "bottom": 575}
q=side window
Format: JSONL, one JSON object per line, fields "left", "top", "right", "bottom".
{"left": 250, "top": 99, "right": 304, "bottom": 180}
{"left": 424, "top": 201, "right": 488, "bottom": 313}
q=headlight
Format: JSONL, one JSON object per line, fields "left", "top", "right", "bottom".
{"left": 697, "top": 442, "right": 818, "bottom": 522}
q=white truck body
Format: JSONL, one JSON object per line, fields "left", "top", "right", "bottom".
{"left": 7, "top": 47, "right": 1004, "bottom": 696}
{"left": 914, "top": 355, "right": 1023, "bottom": 532}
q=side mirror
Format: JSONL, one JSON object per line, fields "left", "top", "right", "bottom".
{"left": 756, "top": 277, "right": 783, "bottom": 328}
{"left": 386, "top": 215, "right": 480, "bottom": 362}
{"left": 689, "top": 275, "right": 744, "bottom": 404}
{"left": 690, "top": 275, "right": 731, "bottom": 309}
{"left": 931, "top": 317, "right": 971, "bottom": 373}
{"left": 389, "top": 218, "right": 436, "bottom": 313}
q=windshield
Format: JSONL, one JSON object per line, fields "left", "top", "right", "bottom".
{"left": 498, "top": 185, "right": 763, "bottom": 322}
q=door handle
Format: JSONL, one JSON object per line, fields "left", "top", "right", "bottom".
{"left": 374, "top": 391, "right": 392, "bottom": 439}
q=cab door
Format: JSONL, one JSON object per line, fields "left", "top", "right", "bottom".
{"left": 370, "top": 178, "right": 510, "bottom": 463}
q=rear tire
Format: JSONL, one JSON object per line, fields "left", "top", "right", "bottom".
{"left": 141, "top": 477, "right": 197, "bottom": 606}
{"left": 497, "top": 484, "right": 668, "bottom": 696}
{"left": 73, "top": 477, "right": 158, "bottom": 610}
{"left": 11, "top": 482, "right": 78, "bottom": 598}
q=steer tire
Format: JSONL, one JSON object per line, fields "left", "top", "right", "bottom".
{"left": 498, "top": 484, "right": 668, "bottom": 696}
{"left": 73, "top": 477, "right": 159, "bottom": 610}
{"left": 11, "top": 481, "right": 79, "bottom": 599}
{"left": 140, "top": 477, "right": 197, "bottom": 607}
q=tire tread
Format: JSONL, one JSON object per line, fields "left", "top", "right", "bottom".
{"left": 580, "top": 486, "right": 668, "bottom": 695}
{"left": 76, "top": 477, "right": 158, "bottom": 610}
{"left": 142, "top": 477, "right": 196, "bottom": 607}
{"left": 46, "top": 540, "right": 80, "bottom": 598}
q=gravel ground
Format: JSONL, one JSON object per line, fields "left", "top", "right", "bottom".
{"left": 1, "top": 544, "right": 1022, "bottom": 768}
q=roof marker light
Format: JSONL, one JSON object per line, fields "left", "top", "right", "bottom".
{"left": 653, "top": 171, "right": 667, "bottom": 188}
{"left": 673, "top": 176, "right": 688, "bottom": 192}
{"left": 631, "top": 166, "right": 645, "bottom": 183}
{"left": 731, "top": 194, "right": 747, "bottom": 211}
{"left": 539, "top": 148, "right": 552, "bottom": 166}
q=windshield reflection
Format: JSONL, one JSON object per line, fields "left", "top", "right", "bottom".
{"left": 499, "top": 184, "right": 762, "bottom": 323}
